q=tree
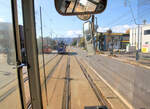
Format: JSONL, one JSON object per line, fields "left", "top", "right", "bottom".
{"left": 107, "top": 29, "right": 114, "bottom": 55}
{"left": 71, "top": 38, "right": 77, "bottom": 46}
{"left": 79, "top": 37, "right": 85, "bottom": 47}
{"left": 107, "top": 29, "right": 112, "bottom": 34}
{"left": 126, "top": 29, "right": 130, "bottom": 34}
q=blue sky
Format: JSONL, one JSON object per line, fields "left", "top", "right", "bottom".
{"left": 34, "top": 0, "right": 138, "bottom": 38}
{"left": 0, "top": 0, "right": 150, "bottom": 38}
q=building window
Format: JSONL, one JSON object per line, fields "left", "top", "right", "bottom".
{"left": 144, "top": 30, "right": 150, "bottom": 35}
{"left": 145, "top": 42, "right": 149, "bottom": 44}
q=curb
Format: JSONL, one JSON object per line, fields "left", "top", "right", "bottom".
{"left": 100, "top": 54, "right": 150, "bottom": 70}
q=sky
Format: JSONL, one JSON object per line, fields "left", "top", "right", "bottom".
{"left": 0, "top": 0, "right": 150, "bottom": 38}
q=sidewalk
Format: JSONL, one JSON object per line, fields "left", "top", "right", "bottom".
{"left": 98, "top": 51, "right": 150, "bottom": 70}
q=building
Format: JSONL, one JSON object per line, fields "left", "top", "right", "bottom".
{"left": 121, "top": 34, "right": 130, "bottom": 49}
{"left": 96, "top": 32, "right": 129, "bottom": 51}
{"left": 0, "top": 22, "right": 14, "bottom": 50}
{"left": 130, "top": 26, "right": 142, "bottom": 51}
{"left": 130, "top": 24, "right": 150, "bottom": 53}
{"left": 142, "top": 25, "right": 150, "bottom": 53}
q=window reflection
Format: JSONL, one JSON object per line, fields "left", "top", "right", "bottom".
{"left": 0, "top": 0, "right": 22, "bottom": 108}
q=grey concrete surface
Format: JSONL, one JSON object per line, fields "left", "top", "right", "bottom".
{"left": 74, "top": 48, "right": 150, "bottom": 109}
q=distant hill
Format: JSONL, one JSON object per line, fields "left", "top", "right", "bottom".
{"left": 54, "top": 37, "right": 74, "bottom": 45}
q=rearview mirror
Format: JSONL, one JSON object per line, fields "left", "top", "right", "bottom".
{"left": 55, "top": 0, "right": 107, "bottom": 15}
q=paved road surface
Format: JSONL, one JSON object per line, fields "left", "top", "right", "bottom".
{"left": 74, "top": 48, "right": 150, "bottom": 109}
{"left": 1, "top": 48, "right": 145, "bottom": 109}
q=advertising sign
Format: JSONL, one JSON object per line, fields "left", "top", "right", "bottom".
{"left": 142, "top": 44, "right": 149, "bottom": 53}
{"left": 142, "top": 47, "right": 148, "bottom": 53}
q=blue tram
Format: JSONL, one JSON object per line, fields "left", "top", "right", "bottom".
{"left": 57, "top": 41, "right": 66, "bottom": 54}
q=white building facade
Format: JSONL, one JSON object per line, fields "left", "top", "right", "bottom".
{"left": 130, "top": 25, "right": 142, "bottom": 50}
{"left": 130, "top": 24, "right": 150, "bottom": 53}
{"left": 142, "top": 25, "right": 150, "bottom": 53}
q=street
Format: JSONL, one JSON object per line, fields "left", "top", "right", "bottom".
{"left": 74, "top": 48, "right": 150, "bottom": 109}
{"left": 0, "top": 48, "right": 150, "bottom": 109}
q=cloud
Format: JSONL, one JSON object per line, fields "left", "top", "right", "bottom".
{"left": 0, "top": 18, "right": 5, "bottom": 22}
{"left": 97, "top": 25, "right": 135, "bottom": 33}
{"left": 111, "top": 25, "right": 131, "bottom": 33}
{"left": 61, "top": 25, "right": 137, "bottom": 38}
{"left": 66, "top": 30, "right": 82, "bottom": 38}
{"left": 97, "top": 27, "right": 109, "bottom": 33}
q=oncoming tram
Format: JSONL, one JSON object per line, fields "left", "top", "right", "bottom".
{"left": 57, "top": 41, "right": 66, "bottom": 54}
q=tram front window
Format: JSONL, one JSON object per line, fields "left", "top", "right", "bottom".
{"left": 1, "top": 0, "right": 150, "bottom": 109}
{"left": 0, "top": 0, "right": 22, "bottom": 108}
{"left": 33, "top": 0, "right": 150, "bottom": 109}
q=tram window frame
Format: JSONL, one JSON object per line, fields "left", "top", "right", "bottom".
{"left": 21, "top": 0, "right": 44, "bottom": 109}
{"left": 11, "top": 0, "right": 27, "bottom": 108}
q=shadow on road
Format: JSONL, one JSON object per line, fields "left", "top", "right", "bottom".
{"left": 59, "top": 52, "right": 78, "bottom": 56}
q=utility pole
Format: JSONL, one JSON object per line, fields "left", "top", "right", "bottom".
{"left": 136, "top": 24, "right": 140, "bottom": 60}
{"left": 143, "top": 20, "right": 146, "bottom": 25}
{"left": 127, "top": 0, "right": 141, "bottom": 61}
{"left": 124, "top": 0, "right": 127, "bottom": 7}
{"left": 39, "top": 6, "right": 48, "bottom": 104}
{"left": 91, "top": 15, "right": 96, "bottom": 53}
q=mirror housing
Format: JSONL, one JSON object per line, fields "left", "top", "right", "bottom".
{"left": 55, "top": 0, "right": 107, "bottom": 15}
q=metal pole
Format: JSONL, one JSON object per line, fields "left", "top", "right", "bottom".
{"left": 40, "top": 7, "right": 48, "bottom": 105}
{"left": 92, "top": 15, "right": 96, "bottom": 53}
{"left": 136, "top": 24, "right": 140, "bottom": 60}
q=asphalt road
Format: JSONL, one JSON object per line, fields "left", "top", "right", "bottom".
{"left": 74, "top": 48, "right": 150, "bottom": 109}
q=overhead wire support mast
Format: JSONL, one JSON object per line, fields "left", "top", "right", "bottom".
{"left": 92, "top": 15, "right": 96, "bottom": 54}
{"left": 127, "top": 0, "right": 141, "bottom": 60}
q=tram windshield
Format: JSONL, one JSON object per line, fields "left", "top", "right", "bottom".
{"left": 0, "top": 0, "right": 150, "bottom": 109}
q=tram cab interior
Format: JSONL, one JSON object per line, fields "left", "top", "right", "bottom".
{"left": 0, "top": 0, "right": 150, "bottom": 109}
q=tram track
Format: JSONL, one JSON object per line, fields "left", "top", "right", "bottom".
{"left": 0, "top": 75, "right": 30, "bottom": 102}
{"left": 62, "top": 56, "right": 71, "bottom": 109}
{"left": 39, "top": 54, "right": 58, "bottom": 69}
{"left": 46, "top": 55, "right": 63, "bottom": 83}
{"left": 0, "top": 54, "right": 58, "bottom": 98}
{"left": 0, "top": 54, "right": 61, "bottom": 107}
{"left": 75, "top": 56, "right": 111, "bottom": 109}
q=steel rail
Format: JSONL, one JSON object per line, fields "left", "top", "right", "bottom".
{"left": 62, "top": 56, "right": 71, "bottom": 109}
{"left": 0, "top": 76, "right": 29, "bottom": 103}
{"left": 75, "top": 56, "right": 111, "bottom": 109}
{"left": 39, "top": 54, "right": 58, "bottom": 69}
{"left": 46, "top": 55, "right": 63, "bottom": 83}
{"left": 0, "top": 55, "right": 61, "bottom": 106}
